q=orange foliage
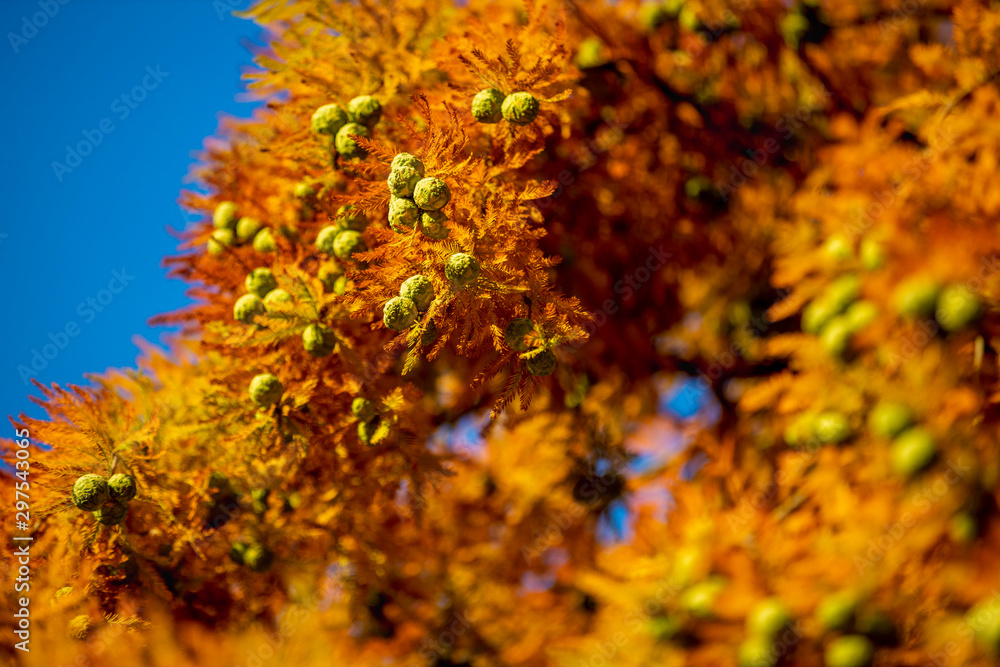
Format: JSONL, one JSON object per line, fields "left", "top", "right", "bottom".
{"left": 6, "top": 1, "right": 1000, "bottom": 666}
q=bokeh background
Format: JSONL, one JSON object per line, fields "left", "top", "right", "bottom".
{"left": 1, "top": 0, "right": 265, "bottom": 420}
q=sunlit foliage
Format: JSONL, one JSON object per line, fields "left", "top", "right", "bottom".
{"left": 5, "top": 1, "right": 1000, "bottom": 665}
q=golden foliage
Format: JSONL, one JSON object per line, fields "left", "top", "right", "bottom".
{"left": 8, "top": 1, "right": 1000, "bottom": 666}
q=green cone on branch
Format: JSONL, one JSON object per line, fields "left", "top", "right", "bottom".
{"left": 72, "top": 474, "right": 109, "bottom": 512}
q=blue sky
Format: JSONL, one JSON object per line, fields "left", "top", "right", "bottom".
{"left": 1, "top": 0, "right": 266, "bottom": 421}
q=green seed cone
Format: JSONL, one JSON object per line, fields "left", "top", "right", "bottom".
{"left": 358, "top": 419, "right": 377, "bottom": 446}
{"left": 816, "top": 592, "right": 858, "bottom": 632}
{"left": 93, "top": 500, "right": 129, "bottom": 526}
{"left": 243, "top": 543, "right": 274, "bottom": 572}
{"left": 504, "top": 318, "right": 535, "bottom": 352}
{"left": 302, "top": 323, "right": 337, "bottom": 357}
{"left": 860, "top": 238, "right": 885, "bottom": 270}
{"left": 814, "top": 411, "right": 851, "bottom": 443}
{"left": 746, "top": 598, "right": 791, "bottom": 639}
{"left": 822, "top": 234, "right": 853, "bottom": 263}
{"left": 892, "top": 277, "right": 941, "bottom": 319}
{"left": 399, "top": 275, "right": 435, "bottom": 311}
{"left": 108, "top": 473, "right": 137, "bottom": 502}
{"left": 235, "top": 216, "right": 263, "bottom": 243}
{"left": 843, "top": 300, "right": 878, "bottom": 333}
{"left": 311, "top": 103, "right": 349, "bottom": 136}
{"left": 418, "top": 209, "right": 450, "bottom": 239}
{"left": 253, "top": 228, "right": 277, "bottom": 253}
{"left": 824, "top": 635, "right": 874, "bottom": 667}
{"left": 230, "top": 541, "right": 248, "bottom": 565}
{"left": 347, "top": 95, "right": 382, "bottom": 128}
{"left": 413, "top": 177, "right": 451, "bottom": 211}
{"left": 825, "top": 274, "right": 860, "bottom": 313}
{"left": 638, "top": 1, "right": 680, "bottom": 32}
{"left": 234, "top": 294, "right": 266, "bottom": 324}
{"left": 333, "top": 230, "right": 367, "bottom": 260}
{"left": 245, "top": 268, "right": 278, "bottom": 298}
{"left": 333, "top": 275, "right": 348, "bottom": 295}
{"left": 784, "top": 412, "right": 817, "bottom": 447}
{"left": 801, "top": 298, "right": 837, "bottom": 334}
{"left": 263, "top": 288, "right": 292, "bottom": 308}
{"left": 72, "top": 474, "right": 109, "bottom": 511}
{"left": 868, "top": 401, "right": 913, "bottom": 439}
{"left": 471, "top": 88, "right": 505, "bottom": 123}
{"left": 969, "top": 600, "right": 1000, "bottom": 652}
{"left": 890, "top": 427, "right": 936, "bottom": 477}
{"left": 949, "top": 512, "right": 977, "bottom": 545}
{"left": 679, "top": 578, "right": 726, "bottom": 619}
{"left": 527, "top": 349, "right": 557, "bottom": 376}
{"left": 213, "top": 201, "right": 239, "bottom": 230}
{"left": 576, "top": 37, "right": 607, "bottom": 69}
{"left": 389, "top": 197, "right": 420, "bottom": 232}
{"left": 249, "top": 373, "right": 284, "bottom": 408}
{"left": 819, "top": 316, "right": 852, "bottom": 357}
{"left": 318, "top": 261, "right": 342, "bottom": 294}
{"left": 352, "top": 397, "right": 376, "bottom": 422}
{"left": 383, "top": 296, "right": 418, "bottom": 331}
{"left": 316, "top": 225, "right": 341, "bottom": 255}
{"left": 737, "top": 636, "right": 777, "bottom": 667}
{"left": 445, "top": 253, "right": 481, "bottom": 287}
{"left": 293, "top": 182, "right": 316, "bottom": 200}
{"left": 501, "top": 92, "right": 540, "bottom": 125}
{"left": 935, "top": 284, "right": 981, "bottom": 331}
{"left": 335, "top": 122, "right": 371, "bottom": 159}
{"left": 208, "top": 228, "right": 234, "bottom": 255}
{"left": 390, "top": 153, "right": 425, "bottom": 176}
{"left": 250, "top": 488, "right": 270, "bottom": 515}
{"left": 388, "top": 165, "right": 422, "bottom": 198}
